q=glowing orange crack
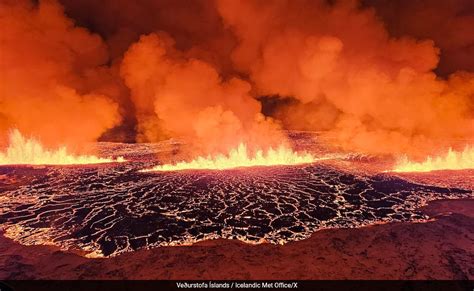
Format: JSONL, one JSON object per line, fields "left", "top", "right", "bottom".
{"left": 144, "top": 143, "right": 315, "bottom": 172}
{"left": 0, "top": 129, "right": 124, "bottom": 165}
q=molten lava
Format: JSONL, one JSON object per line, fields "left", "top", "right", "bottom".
{"left": 392, "top": 146, "right": 474, "bottom": 172}
{"left": 146, "top": 143, "right": 315, "bottom": 172}
{"left": 0, "top": 130, "right": 124, "bottom": 166}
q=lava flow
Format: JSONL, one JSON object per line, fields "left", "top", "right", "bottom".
{"left": 392, "top": 146, "right": 474, "bottom": 172}
{"left": 0, "top": 130, "right": 124, "bottom": 166}
{"left": 145, "top": 143, "right": 315, "bottom": 172}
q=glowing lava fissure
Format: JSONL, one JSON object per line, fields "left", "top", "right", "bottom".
{"left": 145, "top": 143, "right": 315, "bottom": 172}
{"left": 392, "top": 146, "right": 474, "bottom": 172}
{"left": 0, "top": 129, "right": 124, "bottom": 166}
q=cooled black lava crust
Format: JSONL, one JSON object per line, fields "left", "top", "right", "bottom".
{"left": 0, "top": 162, "right": 470, "bottom": 257}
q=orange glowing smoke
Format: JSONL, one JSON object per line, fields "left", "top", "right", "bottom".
{"left": 0, "top": 0, "right": 121, "bottom": 147}
{"left": 392, "top": 146, "right": 474, "bottom": 172}
{"left": 120, "top": 33, "right": 285, "bottom": 153}
{"left": 0, "top": 130, "right": 124, "bottom": 166}
{"left": 145, "top": 143, "right": 314, "bottom": 172}
{"left": 1, "top": 0, "right": 474, "bottom": 159}
{"left": 216, "top": 0, "right": 474, "bottom": 156}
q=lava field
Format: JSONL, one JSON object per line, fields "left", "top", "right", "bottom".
{"left": 0, "top": 141, "right": 471, "bottom": 257}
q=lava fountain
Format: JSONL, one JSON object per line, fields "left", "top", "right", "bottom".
{"left": 0, "top": 129, "right": 124, "bottom": 165}
{"left": 145, "top": 143, "right": 315, "bottom": 172}
{"left": 391, "top": 146, "right": 474, "bottom": 172}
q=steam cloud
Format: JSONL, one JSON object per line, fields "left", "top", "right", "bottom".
{"left": 1, "top": 0, "right": 473, "bottom": 157}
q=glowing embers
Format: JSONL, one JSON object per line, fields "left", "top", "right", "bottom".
{"left": 392, "top": 146, "right": 474, "bottom": 172}
{"left": 146, "top": 143, "right": 315, "bottom": 172}
{"left": 0, "top": 129, "right": 124, "bottom": 166}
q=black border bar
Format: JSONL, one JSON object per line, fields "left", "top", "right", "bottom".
{"left": 1, "top": 280, "right": 473, "bottom": 291}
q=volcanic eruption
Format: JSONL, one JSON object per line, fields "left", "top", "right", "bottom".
{"left": 1, "top": 0, "right": 473, "bottom": 169}
{"left": 0, "top": 0, "right": 473, "bottom": 282}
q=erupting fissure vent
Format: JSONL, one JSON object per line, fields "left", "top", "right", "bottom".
{"left": 144, "top": 143, "right": 315, "bottom": 171}
{"left": 0, "top": 130, "right": 124, "bottom": 165}
{"left": 392, "top": 146, "right": 474, "bottom": 172}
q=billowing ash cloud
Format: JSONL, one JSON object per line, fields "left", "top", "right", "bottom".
{"left": 120, "top": 33, "right": 284, "bottom": 153}
{"left": 216, "top": 0, "right": 474, "bottom": 156}
{"left": 364, "top": 0, "right": 474, "bottom": 76}
{"left": 0, "top": 0, "right": 122, "bottom": 147}
{"left": 1, "top": 0, "right": 473, "bottom": 157}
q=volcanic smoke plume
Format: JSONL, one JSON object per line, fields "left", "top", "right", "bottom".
{"left": 215, "top": 0, "right": 474, "bottom": 156}
{"left": 0, "top": 0, "right": 122, "bottom": 149}
{"left": 0, "top": 0, "right": 473, "bottom": 161}
{"left": 120, "top": 33, "right": 285, "bottom": 154}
